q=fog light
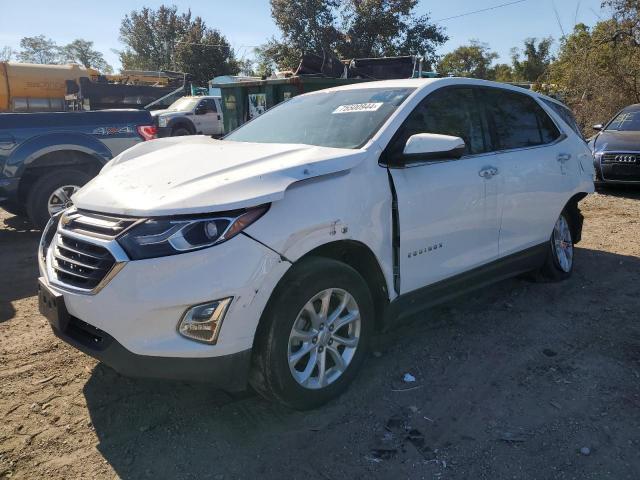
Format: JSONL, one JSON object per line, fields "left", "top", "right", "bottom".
{"left": 177, "top": 298, "right": 232, "bottom": 344}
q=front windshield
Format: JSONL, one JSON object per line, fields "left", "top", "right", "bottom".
{"left": 167, "top": 97, "right": 199, "bottom": 111}
{"left": 226, "top": 87, "right": 415, "bottom": 149}
{"left": 606, "top": 110, "right": 640, "bottom": 131}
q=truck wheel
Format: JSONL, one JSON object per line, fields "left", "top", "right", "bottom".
{"left": 535, "top": 210, "right": 575, "bottom": 282}
{"left": 26, "top": 169, "right": 92, "bottom": 229}
{"left": 250, "top": 257, "right": 374, "bottom": 410}
{"left": 172, "top": 127, "right": 191, "bottom": 136}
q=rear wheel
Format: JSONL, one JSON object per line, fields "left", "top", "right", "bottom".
{"left": 250, "top": 257, "right": 373, "bottom": 410}
{"left": 26, "top": 169, "right": 92, "bottom": 229}
{"left": 536, "top": 211, "right": 575, "bottom": 281}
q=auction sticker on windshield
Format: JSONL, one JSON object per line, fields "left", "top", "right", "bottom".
{"left": 333, "top": 102, "right": 383, "bottom": 114}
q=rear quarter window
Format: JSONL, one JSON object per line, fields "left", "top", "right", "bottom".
{"left": 542, "top": 99, "right": 583, "bottom": 139}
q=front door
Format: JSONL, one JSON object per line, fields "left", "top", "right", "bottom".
{"left": 387, "top": 87, "right": 500, "bottom": 294}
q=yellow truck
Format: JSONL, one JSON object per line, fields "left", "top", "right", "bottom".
{"left": 0, "top": 62, "right": 100, "bottom": 112}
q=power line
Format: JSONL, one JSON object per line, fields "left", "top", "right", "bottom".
{"left": 434, "top": 0, "right": 529, "bottom": 23}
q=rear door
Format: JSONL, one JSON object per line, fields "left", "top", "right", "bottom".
{"left": 480, "top": 87, "right": 577, "bottom": 256}
{"left": 387, "top": 86, "right": 501, "bottom": 293}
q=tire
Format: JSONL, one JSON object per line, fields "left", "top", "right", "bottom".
{"left": 26, "top": 169, "right": 92, "bottom": 229}
{"left": 250, "top": 257, "right": 374, "bottom": 410}
{"left": 535, "top": 210, "right": 575, "bottom": 282}
{"left": 171, "top": 126, "right": 191, "bottom": 136}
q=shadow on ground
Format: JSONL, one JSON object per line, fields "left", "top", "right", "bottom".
{"left": 0, "top": 214, "right": 40, "bottom": 322}
{"left": 83, "top": 247, "right": 640, "bottom": 479}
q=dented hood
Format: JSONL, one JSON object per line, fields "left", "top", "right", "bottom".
{"left": 72, "top": 136, "right": 366, "bottom": 216}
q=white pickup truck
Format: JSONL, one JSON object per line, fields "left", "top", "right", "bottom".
{"left": 151, "top": 95, "right": 224, "bottom": 137}
{"left": 38, "top": 78, "right": 594, "bottom": 409}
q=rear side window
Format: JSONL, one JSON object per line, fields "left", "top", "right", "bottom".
{"left": 397, "top": 87, "right": 488, "bottom": 155}
{"left": 542, "top": 99, "right": 583, "bottom": 139}
{"left": 483, "top": 89, "right": 561, "bottom": 150}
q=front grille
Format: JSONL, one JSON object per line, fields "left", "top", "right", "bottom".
{"left": 602, "top": 152, "right": 639, "bottom": 164}
{"left": 51, "top": 233, "right": 116, "bottom": 290}
{"left": 61, "top": 209, "right": 140, "bottom": 239}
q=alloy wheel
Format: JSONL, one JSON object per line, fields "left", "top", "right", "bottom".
{"left": 553, "top": 214, "right": 573, "bottom": 273}
{"left": 47, "top": 185, "right": 80, "bottom": 216}
{"left": 287, "top": 288, "right": 361, "bottom": 390}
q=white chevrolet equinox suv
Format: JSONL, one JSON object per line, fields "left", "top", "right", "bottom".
{"left": 38, "top": 78, "right": 594, "bottom": 409}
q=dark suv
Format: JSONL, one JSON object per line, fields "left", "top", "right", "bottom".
{"left": 590, "top": 104, "right": 640, "bottom": 185}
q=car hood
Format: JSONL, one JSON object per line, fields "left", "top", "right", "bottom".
{"left": 72, "top": 136, "right": 367, "bottom": 216}
{"left": 150, "top": 110, "right": 183, "bottom": 118}
{"left": 592, "top": 130, "right": 640, "bottom": 153}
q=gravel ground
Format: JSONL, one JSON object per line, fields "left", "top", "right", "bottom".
{"left": 1, "top": 190, "right": 639, "bottom": 480}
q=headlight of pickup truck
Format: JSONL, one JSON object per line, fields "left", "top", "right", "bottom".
{"left": 118, "top": 205, "right": 269, "bottom": 260}
{"left": 158, "top": 117, "right": 168, "bottom": 127}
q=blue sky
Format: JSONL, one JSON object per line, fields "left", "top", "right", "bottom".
{"left": 0, "top": 0, "right": 606, "bottom": 70}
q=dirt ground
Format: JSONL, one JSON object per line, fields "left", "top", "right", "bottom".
{"left": 1, "top": 190, "right": 639, "bottom": 480}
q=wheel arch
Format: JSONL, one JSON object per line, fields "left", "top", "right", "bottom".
{"left": 255, "top": 240, "right": 390, "bottom": 342}
{"left": 563, "top": 191, "right": 588, "bottom": 244}
{"left": 17, "top": 150, "right": 103, "bottom": 205}
{"left": 168, "top": 117, "right": 196, "bottom": 135}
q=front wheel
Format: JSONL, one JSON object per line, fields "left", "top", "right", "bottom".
{"left": 536, "top": 211, "right": 575, "bottom": 281}
{"left": 250, "top": 257, "right": 374, "bottom": 410}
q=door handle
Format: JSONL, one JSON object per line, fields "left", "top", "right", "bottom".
{"left": 479, "top": 166, "right": 499, "bottom": 178}
{"left": 217, "top": 115, "right": 221, "bottom": 120}
{"left": 557, "top": 153, "right": 572, "bottom": 163}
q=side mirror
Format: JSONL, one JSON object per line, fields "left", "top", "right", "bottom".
{"left": 401, "top": 133, "right": 466, "bottom": 164}
{"left": 195, "top": 106, "right": 207, "bottom": 115}
{"left": 592, "top": 124, "right": 603, "bottom": 131}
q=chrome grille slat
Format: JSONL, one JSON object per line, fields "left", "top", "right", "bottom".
{"left": 61, "top": 209, "right": 140, "bottom": 239}
{"left": 55, "top": 244, "right": 103, "bottom": 263}
{"left": 53, "top": 250, "right": 100, "bottom": 270}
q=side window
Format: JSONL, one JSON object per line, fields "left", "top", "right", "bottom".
{"left": 484, "top": 89, "right": 560, "bottom": 150}
{"left": 542, "top": 99, "right": 584, "bottom": 140}
{"left": 205, "top": 99, "right": 218, "bottom": 112}
{"left": 398, "top": 87, "right": 488, "bottom": 156}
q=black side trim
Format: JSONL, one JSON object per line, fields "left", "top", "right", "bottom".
{"left": 384, "top": 243, "right": 547, "bottom": 327}
{"left": 386, "top": 168, "right": 401, "bottom": 295}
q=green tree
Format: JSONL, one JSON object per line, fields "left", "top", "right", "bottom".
{"left": 17, "top": 35, "right": 60, "bottom": 64}
{"left": 61, "top": 39, "right": 112, "bottom": 73}
{"left": 490, "top": 63, "right": 515, "bottom": 82}
{"left": 545, "top": 20, "right": 640, "bottom": 132}
{"left": 437, "top": 41, "right": 498, "bottom": 79}
{"left": 511, "top": 37, "right": 553, "bottom": 82}
{"left": 259, "top": 0, "right": 447, "bottom": 71}
{"left": 119, "top": 5, "right": 238, "bottom": 84}
{"left": 338, "top": 0, "right": 447, "bottom": 61}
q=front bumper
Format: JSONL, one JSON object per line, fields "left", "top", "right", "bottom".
{"left": 50, "top": 311, "right": 252, "bottom": 390}
{"left": 40, "top": 224, "right": 291, "bottom": 386}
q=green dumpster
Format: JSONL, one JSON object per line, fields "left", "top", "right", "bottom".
{"left": 212, "top": 76, "right": 369, "bottom": 134}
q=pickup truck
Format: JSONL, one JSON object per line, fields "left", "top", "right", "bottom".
{"left": 151, "top": 96, "right": 224, "bottom": 137}
{"left": 0, "top": 110, "right": 156, "bottom": 228}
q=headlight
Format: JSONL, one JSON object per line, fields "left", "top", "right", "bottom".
{"left": 118, "top": 205, "right": 269, "bottom": 260}
{"left": 158, "top": 117, "right": 168, "bottom": 127}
